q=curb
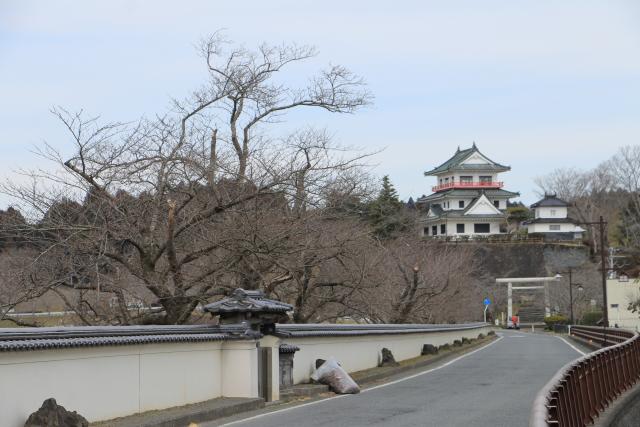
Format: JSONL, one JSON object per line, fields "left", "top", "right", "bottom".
{"left": 91, "top": 397, "right": 265, "bottom": 427}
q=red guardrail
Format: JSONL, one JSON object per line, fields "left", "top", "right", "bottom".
{"left": 530, "top": 326, "right": 639, "bottom": 426}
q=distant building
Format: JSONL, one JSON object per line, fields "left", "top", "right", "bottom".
{"left": 417, "top": 143, "right": 519, "bottom": 237}
{"left": 525, "top": 194, "right": 584, "bottom": 240}
{"left": 606, "top": 275, "right": 640, "bottom": 330}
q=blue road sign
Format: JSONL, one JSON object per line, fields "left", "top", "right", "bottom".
{"left": 483, "top": 298, "right": 491, "bottom": 306}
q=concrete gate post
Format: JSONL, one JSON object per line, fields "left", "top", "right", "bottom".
{"left": 258, "top": 335, "right": 281, "bottom": 402}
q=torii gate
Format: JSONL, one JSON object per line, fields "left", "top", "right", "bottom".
{"left": 495, "top": 276, "right": 560, "bottom": 323}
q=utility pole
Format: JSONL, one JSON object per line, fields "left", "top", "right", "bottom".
{"left": 577, "top": 216, "right": 609, "bottom": 329}
{"left": 599, "top": 216, "right": 609, "bottom": 328}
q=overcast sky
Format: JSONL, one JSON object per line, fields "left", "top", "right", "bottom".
{"left": 1, "top": 0, "right": 640, "bottom": 207}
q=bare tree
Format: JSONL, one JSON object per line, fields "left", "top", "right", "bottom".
{"left": 608, "top": 146, "right": 640, "bottom": 248}
{"left": 197, "top": 32, "right": 371, "bottom": 179}
{"left": 0, "top": 34, "right": 371, "bottom": 325}
{"left": 209, "top": 129, "right": 380, "bottom": 323}
{"left": 534, "top": 165, "right": 620, "bottom": 251}
{"left": 364, "top": 236, "right": 479, "bottom": 324}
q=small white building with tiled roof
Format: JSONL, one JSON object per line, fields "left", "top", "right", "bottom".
{"left": 417, "top": 143, "right": 519, "bottom": 237}
{"left": 525, "top": 194, "right": 584, "bottom": 240}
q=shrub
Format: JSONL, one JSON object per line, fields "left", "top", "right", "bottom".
{"left": 544, "top": 315, "right": 568, "bottom": 330}
{"left": 580, "top": 311, "right": 603, "bottom": 326}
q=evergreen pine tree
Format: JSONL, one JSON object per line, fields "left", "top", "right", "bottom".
{"left": 367, "top": 175, "right": 407, "bottom": 238}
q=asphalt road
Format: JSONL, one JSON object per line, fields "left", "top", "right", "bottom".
{"left": 208, "top": 331, "right": 585, "bottom": 427}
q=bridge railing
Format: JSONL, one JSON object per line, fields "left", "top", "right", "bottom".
{"left": 530, "top": 327, "right": 640, "bottom": 427}
{"left": 569, "top": 325, "right": 633, "bottom": 347}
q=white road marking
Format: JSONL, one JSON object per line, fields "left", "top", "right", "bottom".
{"left": 555, "top": 335, "right": 587, "bottom": 356}
{"left": 217, "top": 336, "right": 504, "bottom": 426}
{"left": 508, "top": 335, "right": 526, "bottom": 338}
{"left": 362, "top": 336, "right": 503, "bottom": 393}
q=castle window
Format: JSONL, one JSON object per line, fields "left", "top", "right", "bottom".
{"left": 474, "top": 223, "right": 490, "bottom": 233}
{"left": 440, "top": 224, "right": 446, "bottom": 234}
{"left": 456, "top": 224, "right": 465, "bottom": 233}
{"left": 460, "top": 176, "right": 473, "bottom": 183}
{"left": 432, "top": 226, "right": 437, "bottom": 235}
{"left": 550, "top": 209, "right": 556, "bottom": 216}
{"left": 549, "top": 225, "right": 561, "bottom": 231}
{"left": 459, "top": 200, "right": 464, "bottom": 208}
{"left": 494, "top": 200, "right": 500, "bottom": 208}
{"left": 479, "top": 176, "right": 492, "bottom": 184}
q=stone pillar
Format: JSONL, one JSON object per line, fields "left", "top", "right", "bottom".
{"left": 544, "top": 280, "right": 551, "bottom": 318}
{"left": 221, "top": 340, "right": 259, "bottom": 398}
{"left": 507, "top": 282, "right": 513, "bottom": 321}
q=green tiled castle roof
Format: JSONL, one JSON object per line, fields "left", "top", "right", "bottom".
{"left": 424, "top": 143, "right": 510, "bottom": 176}
{"left": 417, "top": 188, "right": 519, "bottom": 204}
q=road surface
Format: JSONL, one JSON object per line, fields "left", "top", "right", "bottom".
{"left": 208, "top": 331, "right": 585, "bottom": 427}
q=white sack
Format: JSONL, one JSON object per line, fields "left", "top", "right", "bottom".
{"left": 311, "top": 358, "right": 360, "bottom": 394}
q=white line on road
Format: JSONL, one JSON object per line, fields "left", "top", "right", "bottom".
{"left": 217, "top": 336, "right": 504, "bottom": 427}
{"left": 555, "top": 336, "right": 586, "bottom": 356}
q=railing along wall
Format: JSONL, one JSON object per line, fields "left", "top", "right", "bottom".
{"left": 530, "top": 327, "right": 640, "bottom": 427}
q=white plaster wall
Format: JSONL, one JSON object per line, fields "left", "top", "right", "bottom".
{"left": 527, "top": 223, "right": 581, "bottom": 233}
{"left": 221, "top": 341, "right": 259, "bottom": 399}
{"left": 0, "top": 340, "right": 256, "bottom": 427}
{"left": 447, "top": 221, "right": 503, "bottom": 236}
{"left": 441, "top": 198, "right": 505, "bottom": 211}
{"left": 436, "top": 173, "right": 500, "bottom": 185}
{"left": 535, "top": 206, "right": 568, "bottom": 219}
{"left": 607, "top": 279, "right": 640, "bottom": 330}
{"left": 284, "top": 326, "right": 492, "bottom": 385}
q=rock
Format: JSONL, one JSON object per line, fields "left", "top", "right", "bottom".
{"left": 488, "top": 330, "right": 496, "bottom": 336}
{"left": 421, "top": 344, "right": 439, "bottom": 355}
{"left": 477, "top": 333, "right": 485, "bottom": 339}
{"left": 453, "top": 339, "right": 462, "bottom": 347}
{"left": 379, "top": 347, "right": 399, "bottom": 367}
{"left": 439, "top": 343, "right": 451, "bottom": 351}
{"left": 24, "top": 398, "right": 89, "bottom": 427}
{"left": 461, "top": 337, "right": 471, "bottom": 345}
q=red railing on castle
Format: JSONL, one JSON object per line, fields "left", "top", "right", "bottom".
{"left": 431, "top": 181, "right": 504, "bottom": 192}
